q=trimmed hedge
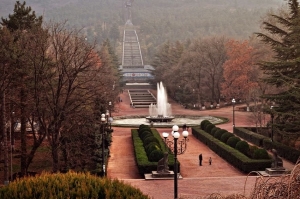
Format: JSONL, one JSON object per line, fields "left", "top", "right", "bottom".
{"left": 205, "top": 124, "right": 215, "bottom": 134}
{"left": 253, "top": 148, "right": 269, "bottom": 159}
{"left": 220, "top": 132, "right": 234, "bottom": 143}
{"left": 145, "top": 142, "right": 160, "bottom": 156}
{"left": 235, "top": 141, "right": 249, "bottom": 155}
{"left": 149, "top": 150, "right": 164, "bottom": 162}
{"left": 227, "top": 136, "right": 241, "bottom": 148}
{"left": 200, "top": 120, "right": 212, "bottom": 130}
{"left": 236, "top": 127, "right": 300, "bottom": 164}
{"left": 132, "top": 129, "right": 179, "bottom": 175}
{"left": 211, "top": 127, "right": 221, "bottom": 136}
{"left": 263, "top": 139, "right": 300, "bottom": 164}
{"left": 214, "top": 129, "right": 227, "bottom": 140}
{"left": 192, "top": 126, "right": 272, "bottom": 173}
{"left": 234, "top": 127, "right": 265, "bottom": 147}
{"left": 143, "top": 136, "right": 160, "bottom": 146}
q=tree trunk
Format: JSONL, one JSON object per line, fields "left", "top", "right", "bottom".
{"left": 52, "top": 141, "right": 59, "bottom": 173}
{"left": 20, "top": 88, "right": 27, "bottom": 176}
{"left": 26, "top": 140, "right": 44, "bottom": 172}
{"left": 1, "top": 91, "right": 9, "bottom": 183}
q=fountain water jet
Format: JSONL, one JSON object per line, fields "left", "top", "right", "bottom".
{"left": 146, "top": 82, "right": 174, "bottom": 122}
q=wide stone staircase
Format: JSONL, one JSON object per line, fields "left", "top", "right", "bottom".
{"left": 122, "top": 29, "right": 143, "bottom": 67}
{"left": 128, "top": 89, "right": 156, "bottom": 108}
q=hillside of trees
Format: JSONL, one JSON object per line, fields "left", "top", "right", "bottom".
{"left": 0, "top": 0, "right": 284, "bottom": 63}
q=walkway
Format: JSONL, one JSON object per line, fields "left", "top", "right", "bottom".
{"left": 107, "top": 90, "right": 295, "bottom": 199}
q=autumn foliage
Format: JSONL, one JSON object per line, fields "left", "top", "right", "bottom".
{"left": 221, "top": 40, "right": 258, "bottom": 102}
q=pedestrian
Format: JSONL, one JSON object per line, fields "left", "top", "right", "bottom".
{"left": 183, "top": 123, "right": 187, "bottom": 131}
{"left": 199, "top": 153, "right": 203, "bottom": 166}
{"left": 209, "top": 157, "right": 212, "bottom": 165}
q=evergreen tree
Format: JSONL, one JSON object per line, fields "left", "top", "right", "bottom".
{"left": 1, "top": 1, "right": 42, "bottom": 32}
{"left": 1, "top": 1, "right": 44, "bottom": 176}
{"left": 256, "top": 0, "right": 300, "bottom": 133}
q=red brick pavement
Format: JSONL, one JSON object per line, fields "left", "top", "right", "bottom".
{"left": 107, "top": 89, "right": 295, "bottom": 199}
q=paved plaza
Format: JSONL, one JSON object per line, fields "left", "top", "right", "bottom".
{"left": 107, "top": 89, "right": 295, "bottom": 199}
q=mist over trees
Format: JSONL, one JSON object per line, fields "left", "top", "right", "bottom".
{"left": 0, "top": 0, "right": 284, "bottom": 62}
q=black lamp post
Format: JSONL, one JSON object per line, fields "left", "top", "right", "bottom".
{"left": 270, "top": 106, "right": 274, "bottom": 142}
{"left": 232, "top": 98, "right": 236, "bottom": 132}
{"left": 162, "top": 125, "right": 189, "bottom": 199}
{"left": 100, "top": 113, "right": 106, "bottom": 176}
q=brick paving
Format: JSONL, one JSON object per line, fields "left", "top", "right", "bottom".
{"left": 107, "top": 89, "right": 295, "bottom": 199}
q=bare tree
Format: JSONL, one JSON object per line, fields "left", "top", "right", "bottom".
{"left": 30, "top": 22, "right": 117, "bottom": 172}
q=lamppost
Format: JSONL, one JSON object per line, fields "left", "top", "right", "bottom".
{"left": 108, "top": 101, "right": 112, "bottom": 129}
{"left": 162, "top": 125, "right": 189, "bottom": 199}
{"left": 100, "top": 113, "right": 106, "bottom": 176}
{"left": 270, "top": 106, "right": 274, "bottom": 142}
{"left": 108, "top": 101, "right": 112, "bottom": 117}
{"left": 232, "top": 98, "right": 236, "bottom": 132}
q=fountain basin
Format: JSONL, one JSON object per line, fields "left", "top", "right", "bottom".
{"left": 112, "top": 115, "right": 224, "bottom": 128}
{"left": 146, "top": 116, "right": 175, "bottom": 123}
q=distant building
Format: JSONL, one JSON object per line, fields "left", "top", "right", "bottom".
{"left": 119, "top": 20, "right": 154, "bottom": 83}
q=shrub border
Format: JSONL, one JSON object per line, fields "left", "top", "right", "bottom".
{"left": 234, "top": 127, "right": 300, "bottom": 164}
{"left": 132, "top": 129, "right": 179, "bottom": 176}
{"left": 192, "top": 126, "right": 272, "bottom": 173}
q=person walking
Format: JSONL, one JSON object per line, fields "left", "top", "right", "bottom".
{"left": 199, "top": 154, "right": 203, "bottom": 166}
{"left": 183, "top": 123, "right": 187, "bottom": 131}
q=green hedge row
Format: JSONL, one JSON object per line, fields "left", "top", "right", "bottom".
{"left": 234, "top": 127, "right": 266, "bottom": 147}
{"left": 200, "top": 120, "right": 269, "bottom": 160}
{"left": 192, "top": 126, "right": 272, "bottom": 173}
{"left": 132, "top": 128, "right": 179, "bottom": 175}
{"left": 138, "top": 125, "right": 164, "bottom": 162}
{"left": 235, "top": 127, "right": 300, "bottom": 164}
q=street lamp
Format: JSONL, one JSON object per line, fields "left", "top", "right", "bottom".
{"left": 270, "top": 106, "right": 274, "bottom": 142}
{"left": 108, "top": 101, "right": 112, "bottom": 117}
{"left": 108, "top": 101, "right": 112, "bottom": 129}
{"left": 162, "top": 125, "right": 189, "bottom": 199}
{"left": 232, "top": 98, "right": 236, "bottom": 132}
{"left": 101, "top": 113, "right": 106, "bottom": 176}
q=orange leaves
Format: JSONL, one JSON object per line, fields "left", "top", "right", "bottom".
{"left": 221, "top": 39, "right": 258, "bottom": 100}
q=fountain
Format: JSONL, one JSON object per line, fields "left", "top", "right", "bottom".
{"left": 146, "top": 82, "right": 175, "bottom": 123}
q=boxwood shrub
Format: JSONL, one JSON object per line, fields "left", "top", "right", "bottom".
{"left": 200, "top": 120, "right": 212, "bottom": 130}
{"left": 227, "top": 136, "right": 241, "bottom": 148}
{"left": 220, "top": 132, "right": 234, "bottom": 143}
{"left": 214, "top": 129, "right": 227, "bottom": 140}
{"left": 143, "top": 136, "right": 160, "bottom": 146}
{"left": 253, "top": 148, "right": 269, "bottom": 159}
{"left": 235, "top": 140, "right": 249, "bottom": 155}
{"left": 145, "top": 142, "right": 160, "bottom": 154}
{"left": 139, "top": 131, "right": 152, "bottom": 140}
{"left": 149, "top": 150, "right": 164, "bottom": 162}
{"left": 211, "top": 127, "right": 221, "bottom": 136}
{"left": 205, "top": 124, "right": 215, "bottom": 134}
{"left": 249, "top": 145, "right": 258, "bottom": 158}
